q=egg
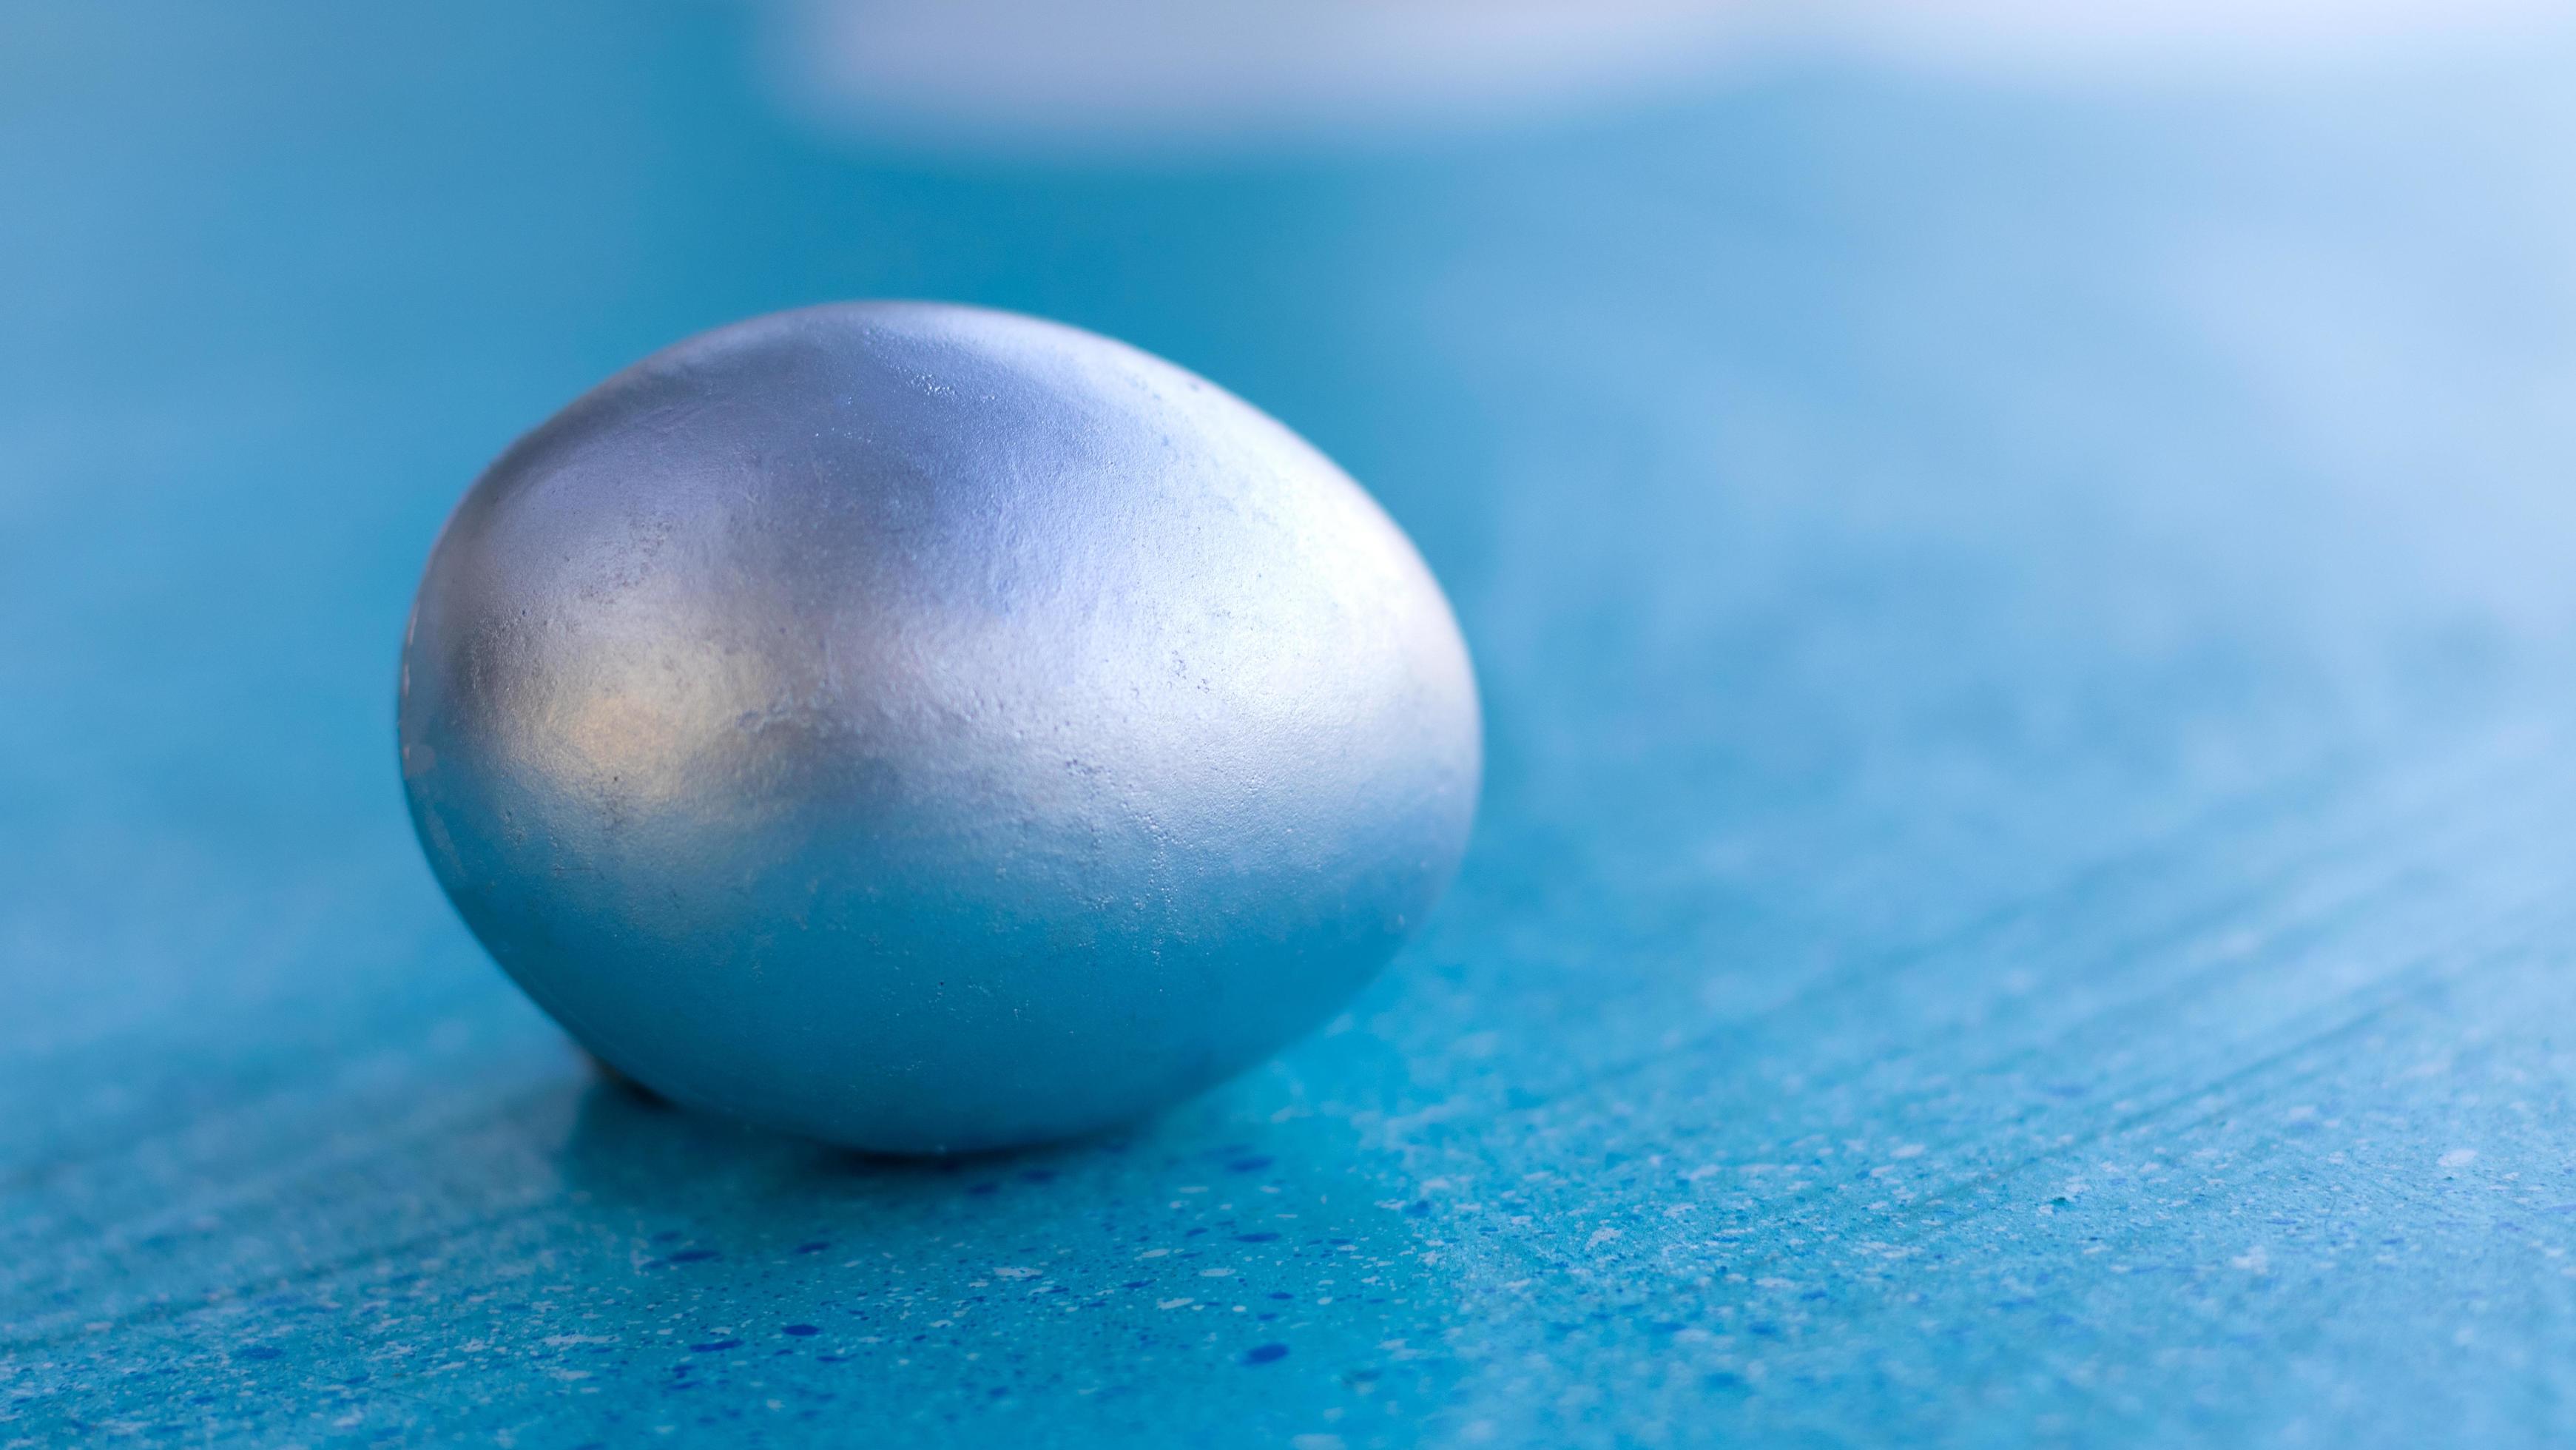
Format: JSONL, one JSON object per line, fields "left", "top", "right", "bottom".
{"left": 397, "top": 302, "right": 1480, "bottom": 1153}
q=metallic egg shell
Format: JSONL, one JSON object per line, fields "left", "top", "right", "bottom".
{"left": 397, "top": 302, "right": 1481, "bottom": 1153}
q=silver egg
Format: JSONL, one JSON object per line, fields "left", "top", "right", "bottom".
{"left": 398, "top": 302, "right": 1480, "bottom": 1153}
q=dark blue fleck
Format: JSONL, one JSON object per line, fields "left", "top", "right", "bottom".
{"left": 1243, "top": 1343, "right": 1289, "bottom": 1365}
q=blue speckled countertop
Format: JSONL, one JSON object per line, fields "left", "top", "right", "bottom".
{"left": 7, "top": 4, "right": 2576, "bottom": 1444}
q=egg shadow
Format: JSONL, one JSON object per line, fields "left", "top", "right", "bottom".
{"left": 553, "top": 1060, "right": 1119, "bottom": 1219}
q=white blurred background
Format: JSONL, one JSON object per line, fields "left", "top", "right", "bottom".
{"left": 767, "top": 0, "right": 2576, "bottom": 152}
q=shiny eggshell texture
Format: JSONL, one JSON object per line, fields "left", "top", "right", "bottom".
{"left": 397, "top": 302, "right": 1481, "bottom": 1153}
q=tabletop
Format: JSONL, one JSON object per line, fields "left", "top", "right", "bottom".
{"left": 7, "top": 4, "right": 2576, "bottom": 1445}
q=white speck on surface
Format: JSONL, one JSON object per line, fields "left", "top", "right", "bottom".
{"left": 2441, "top": 1149, "right": 2478, "bottom": 1168}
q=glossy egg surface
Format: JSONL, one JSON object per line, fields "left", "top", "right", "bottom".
{"left": 399, "top": 302, "right": 1480, "bottom": 1153}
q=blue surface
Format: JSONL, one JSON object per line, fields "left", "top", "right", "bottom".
{"left": 7, "top": 4, "right": 2576, "bottom": 1445}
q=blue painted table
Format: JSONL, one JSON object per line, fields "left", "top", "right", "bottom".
{"left": 7, "top": 6, "right": 2576, "bottom": 1445}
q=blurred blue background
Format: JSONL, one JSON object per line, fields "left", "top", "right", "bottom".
{"left": 6, "top": 2, "right": 2576, "bottom": 1444}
